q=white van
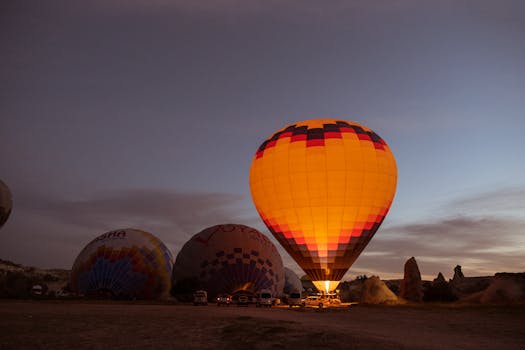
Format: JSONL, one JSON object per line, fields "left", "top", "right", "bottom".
{"left": 255, "top": 289, "right": 273, "bottom": 308}
{"left": 193, "top": 290, "right": 208, "bottom": 305}
{"left": 31, "top": 285, "right": 43, "bottom": 296}
{"left": 287, "top": 291, "right": 304, "bottom": 308}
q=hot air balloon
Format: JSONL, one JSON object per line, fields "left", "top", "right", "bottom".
{"left": 172, "top": 224, "right": 284, "bottom": 298}
{"left": 0, "top": 180, "right": 12, "bottom": 229}
{"left": 249, "top": 119, "right": 397, "bottom": 293}
{"left": 71, "top": 228, "right": 173, "bottom": 299}
{"left": 283, "top": 267, "right": 303, "bottom": 294}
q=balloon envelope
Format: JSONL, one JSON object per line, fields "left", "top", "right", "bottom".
{"left": 0, "top": 180, "right": 12, "bottom": 229}
{"left": 249, "top": 119, "right": 397, "bottom": 292}
{"left": 283, "top": 267, "right": 303, "bottom": 294}
{"left": 172, "top": 224, "right": 284, "bottom": 297}
{"left": 71, "top": 228, "right": 173, "bottom": 299}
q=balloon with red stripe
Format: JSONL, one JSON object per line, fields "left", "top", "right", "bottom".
{"left": 250, "top": 119, "right": 397, "bottom": 293}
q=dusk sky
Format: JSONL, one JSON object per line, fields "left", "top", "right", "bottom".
{"left": 1, "top": 0, "right": 524, "bottom": 280}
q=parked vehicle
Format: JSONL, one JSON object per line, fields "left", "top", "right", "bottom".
{"left": 303, "top": 295, "right": 325, "bottom": 308}
{"left": 237, "top": 294, "right": 249, "bottom": 307}
{"left": 325, "top": 292, "right": 342, "bottom": 305}
{"left": 303, "top": 293, "right": 341, "bottom": 308}
{"left": 255, "top": 290, "right": 273, "bottom": 308}
{"left": 56, "top": 290, "right": 71, "bottom": 298}
{"left": 287, "top": 291, "right": 304, "bottom": 308}
{"left": 31, "top": 285, "right": 43, "bottom": 296}
{"left": 193, "top": 290, "right": 208, "bottom": 305}
{"left": 216, "top": 294, "right": 232, "bottom": 306}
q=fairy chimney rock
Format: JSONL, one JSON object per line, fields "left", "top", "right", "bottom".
{"left": 400, "top": 257, "right": 423, "bottom": 302}
{"left": 453, "top": 265, "right": 464, "bottom": 281}
{"left": 434, "top": 272, "right": 446, "bottom": 284}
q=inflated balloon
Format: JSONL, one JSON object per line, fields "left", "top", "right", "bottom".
{"left": 250, "top": 119, "right": 397, "bottom": 293}
{"left": 283, "top": 267, "right": 303, "bottom": 294}
{"left": 71, "top": 228, "right": 173, "bottom": 299}
{"left": 172, "top": 224, "right": 284, "bottom": 297}
{"left": 0, "top": 180, "right": 12, "bottom": 229}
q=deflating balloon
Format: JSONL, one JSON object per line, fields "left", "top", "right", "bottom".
{"left": 70, "top": 228, "right": 173, "bottom": 299}
{"left": 172, "top": 224, "right": 285, "bottom": 297}
{"left": 249, "top": 119, "right": 397, "bottom": 293}
{"left": 0, "top": 180, "right": 12, "bottom": 229}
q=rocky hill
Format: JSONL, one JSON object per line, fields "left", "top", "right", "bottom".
{"left": 0, "top": 259, "right": 70, "bottom": 298}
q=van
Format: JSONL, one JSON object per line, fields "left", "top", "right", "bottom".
{"left": 193, "top": 290, "right": 208, "bottom": 305}
{"left": 237, "top": 294, "right": 249, "bottom": 307}
{"left": 255, "top": 289, "right": 273, "bottom": 308}
{"left": 31, "top": 285, "right": 43, "bottom": 296}
{"left": 287, "top": 291, "right": 304, "bottom": 308}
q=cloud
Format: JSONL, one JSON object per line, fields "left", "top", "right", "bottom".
{"left": 0, "top": 186, "right": 304, "bottom": 272}
{"left": 17, "top": 189, "right": 252, "bottom": 242}
{"left": 0, "top": 188, "right": 259, "bottom": 268}
{"left": 351, "top": 187, "right": 525, "bottom": 280}
{"left": 3, "top": 185, "right": 524, "bottom": 279}
{"left": 450, "top": 186, "right": 525, "bottom": 216}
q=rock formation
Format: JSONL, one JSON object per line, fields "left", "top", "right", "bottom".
{"left": 360, "top": 276, "right": 399, "bottom": 304}
{"left": 450, "top": 265, "right": 492, "bottom": 297}
{"left": 434, "top": 272, "right": 446, "bottom": 284}
{"left": 399, "top": 257, "right": 423, "bottom": 302}
{"left": 0, "top": 259, "right": 70, "bottom": 298}
{"left": 479, "top": 273, "right": 525, "bottom": 304}
{"left": 338, "top": 277, "right": 367, "bottom": 302}
{"left": 423, "top": 272, "right": 457, "bottom": 302}
{"left": 453, "top": 265, "right": 464, "bottom": 281}
{"left": 384, "top": 279, "right": 401, "bottom": 296}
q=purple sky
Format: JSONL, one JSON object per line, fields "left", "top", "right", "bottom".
{"left": 1, "top": 0, "right": 524, "bottom": 280}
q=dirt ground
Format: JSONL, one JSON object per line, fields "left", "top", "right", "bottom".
{"left": 1, "top": 300, "right": 524, "bottom": 350}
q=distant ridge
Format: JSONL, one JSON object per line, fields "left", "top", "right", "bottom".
{"left": 0, "top": 258, "right": 70, "bottom": 298}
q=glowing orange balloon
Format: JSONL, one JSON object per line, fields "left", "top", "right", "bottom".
{"left": 249, "top": 119, "right": 397, "bottom": 293}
